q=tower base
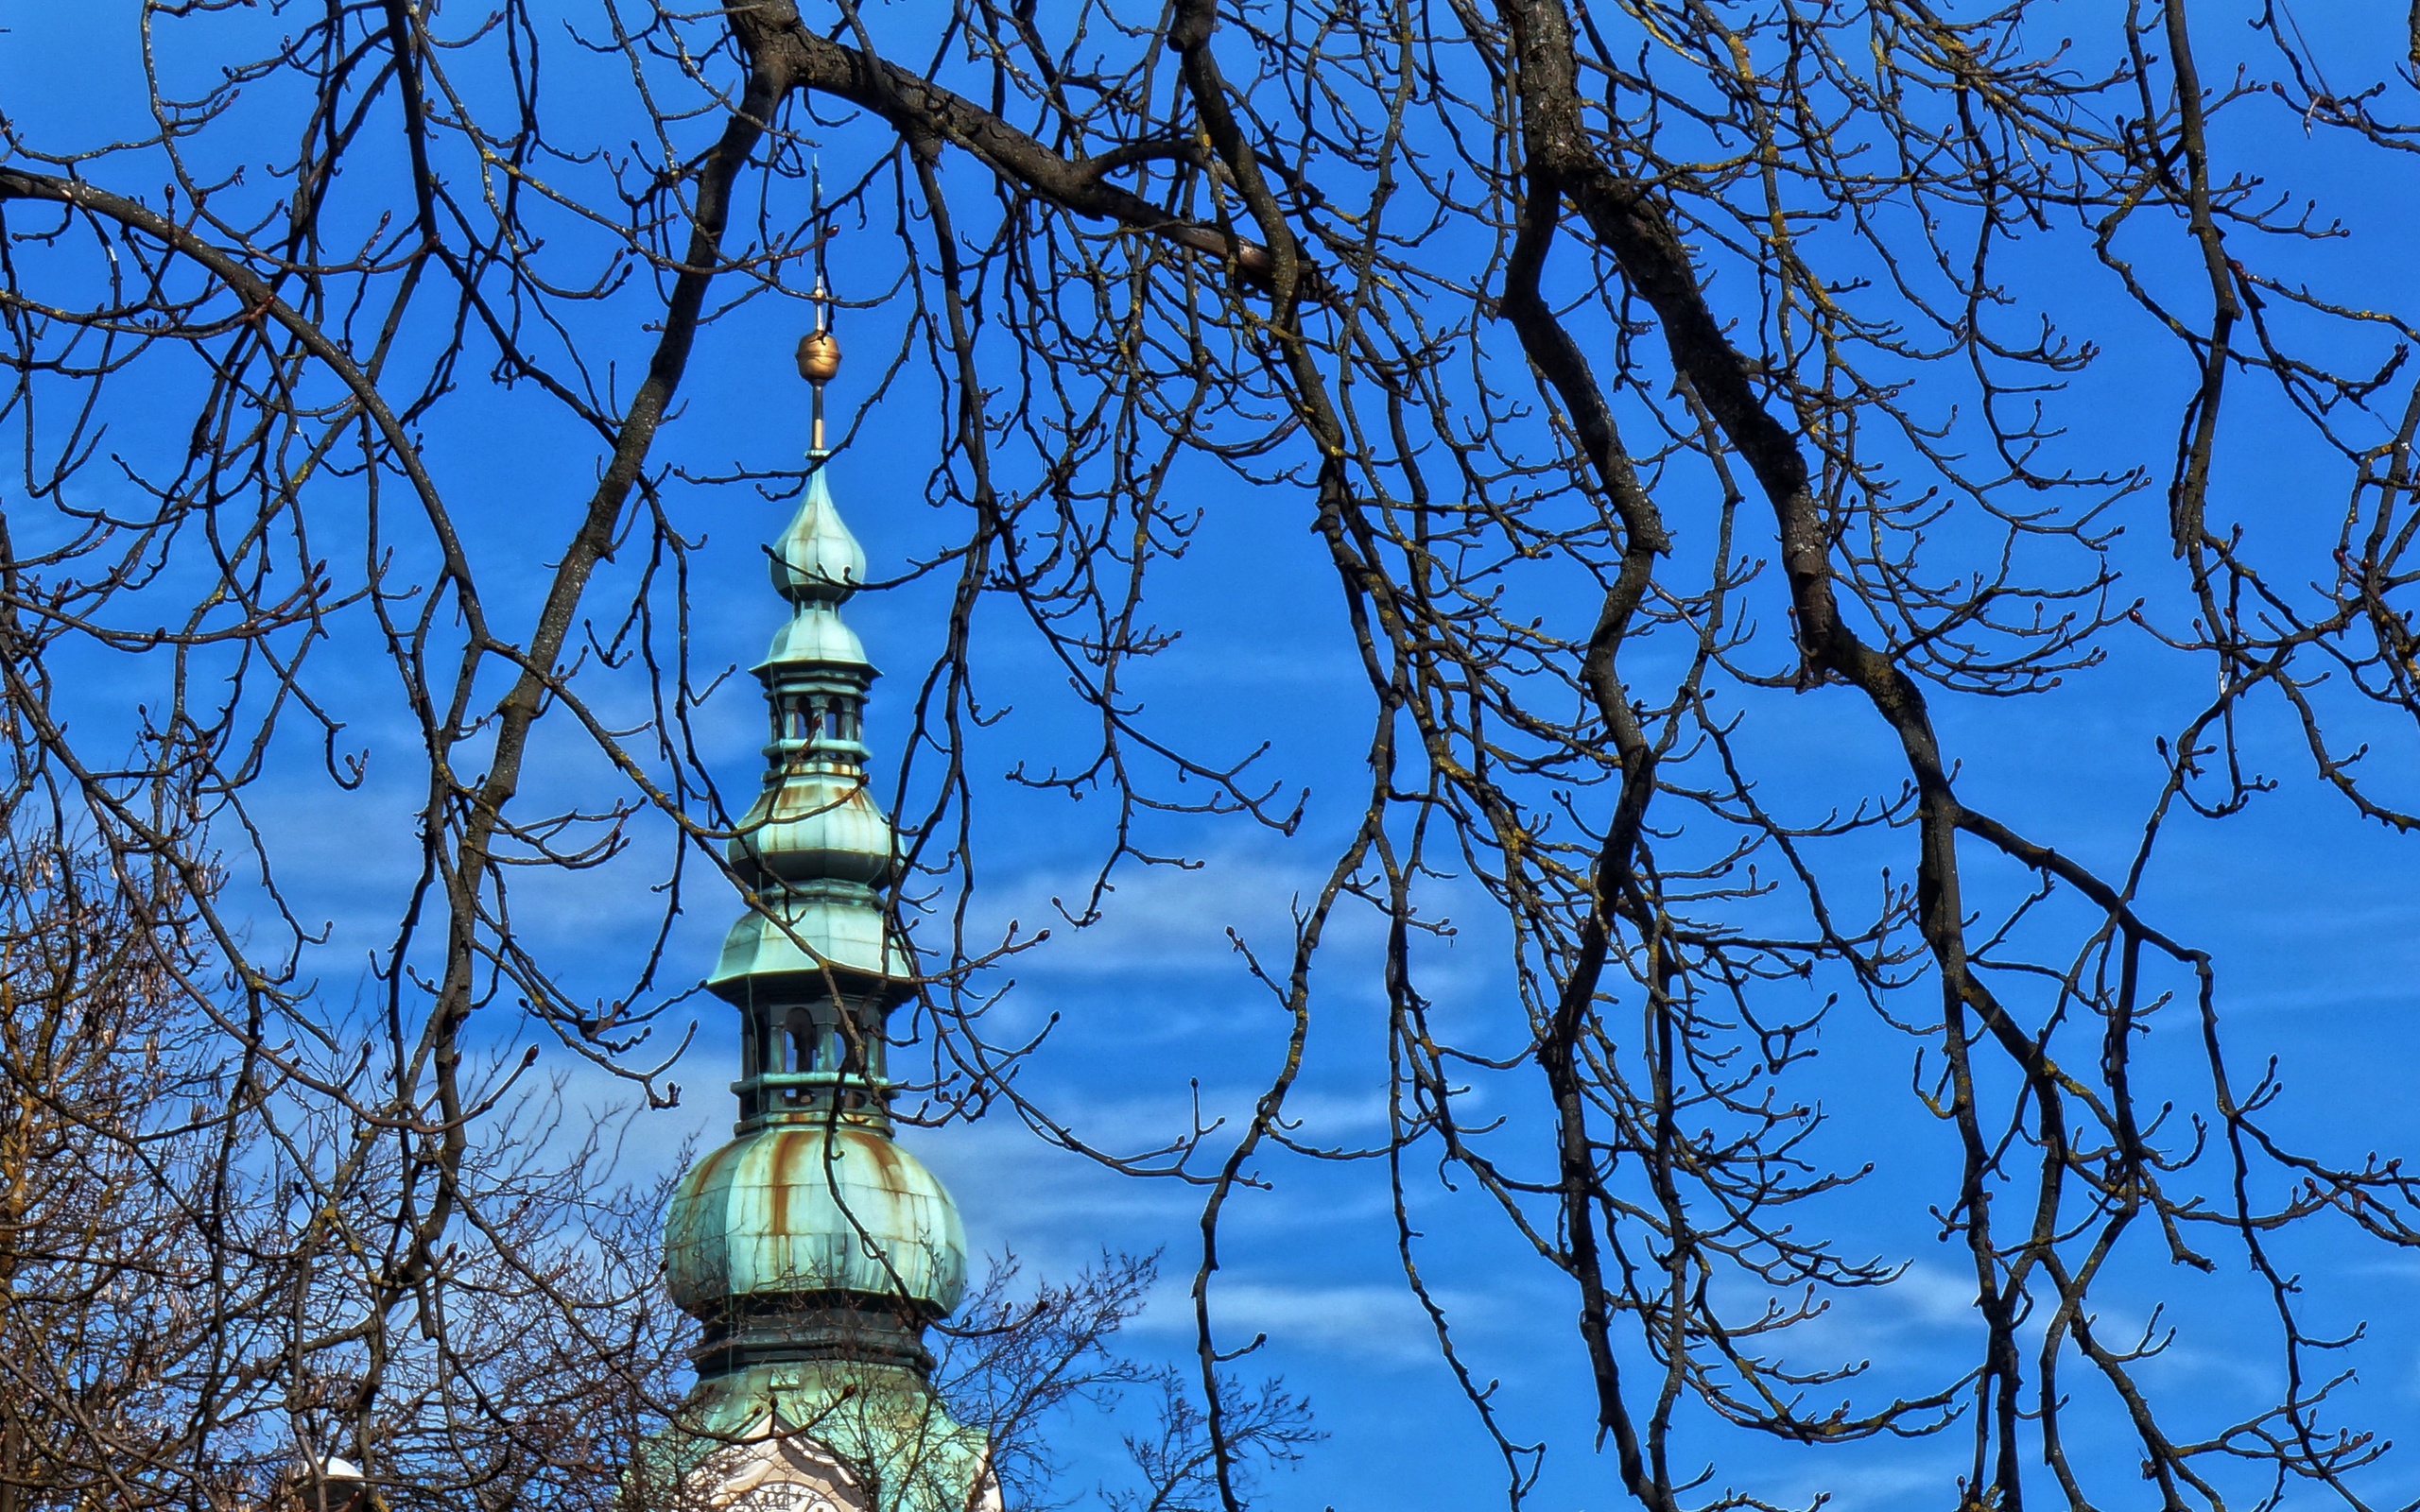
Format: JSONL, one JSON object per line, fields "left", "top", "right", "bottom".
{"left": 631, "top": 1359, "right": 997, "bottom": 1512}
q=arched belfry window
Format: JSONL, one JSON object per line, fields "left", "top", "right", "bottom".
{"left": 771, "top": 691, "right": 862, "bottom": 746}
{"left": 774, "top": 694, "right": 823, "bottom": 744}
{"left": 784, "top": 1005, "right": 819, "bottom": 1076}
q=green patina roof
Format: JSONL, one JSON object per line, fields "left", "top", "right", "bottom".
{"left": 768, "top": 468, "right": 865, "bottom": 607}
{"left": 707, "top": 881, "right": 910, "bottom": 996}
{"left": 730, "top": 764, "right": 895, "bottom": 890}
{"left": 666, "top": 1125, "right": 967, "bottom": 1318}
{"left": 631, "top": 1361, "right": 993, "bottom": 1512}
{"left": 759, "top": 600, "right": 870, "bottom": 679}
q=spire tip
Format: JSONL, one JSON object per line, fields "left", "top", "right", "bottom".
{"left": 804, "top": 165, "right": 838, "bottom": 451}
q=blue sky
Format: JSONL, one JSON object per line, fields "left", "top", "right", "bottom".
{"left": 9, "top": 2, "right": 2420, "bottom": 1509}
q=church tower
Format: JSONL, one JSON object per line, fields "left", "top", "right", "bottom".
{"left": 643, "top": 232, "right": 996, "bottom": 1512}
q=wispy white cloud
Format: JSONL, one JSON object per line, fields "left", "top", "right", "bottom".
{"left": 1127, "top": 1275, "right": 1499, "bottom": 1370}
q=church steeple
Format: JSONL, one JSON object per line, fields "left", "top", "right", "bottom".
{"left": 645, "top": 214, "right": 996, "bottom": 1512}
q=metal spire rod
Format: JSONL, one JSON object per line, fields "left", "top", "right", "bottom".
{"left": 799, "top": 162, "right": 839, "bottom": 455}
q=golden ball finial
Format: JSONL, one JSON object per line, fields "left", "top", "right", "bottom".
{"left": 796, "top": 330, "right": 841, "bottom": 385}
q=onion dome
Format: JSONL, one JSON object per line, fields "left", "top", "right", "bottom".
{"left": 665, "top": 1125, "right": 968, "bottom": 1324}
{"left": 769, "top": 467, "right": 865, "bottom": 605}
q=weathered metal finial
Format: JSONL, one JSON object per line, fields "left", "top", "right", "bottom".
{"left": 796, "top": 328, "right": 841, "bottom": 386}
{"left": 798, "top": 162, "right": 840, "bottom": 454}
